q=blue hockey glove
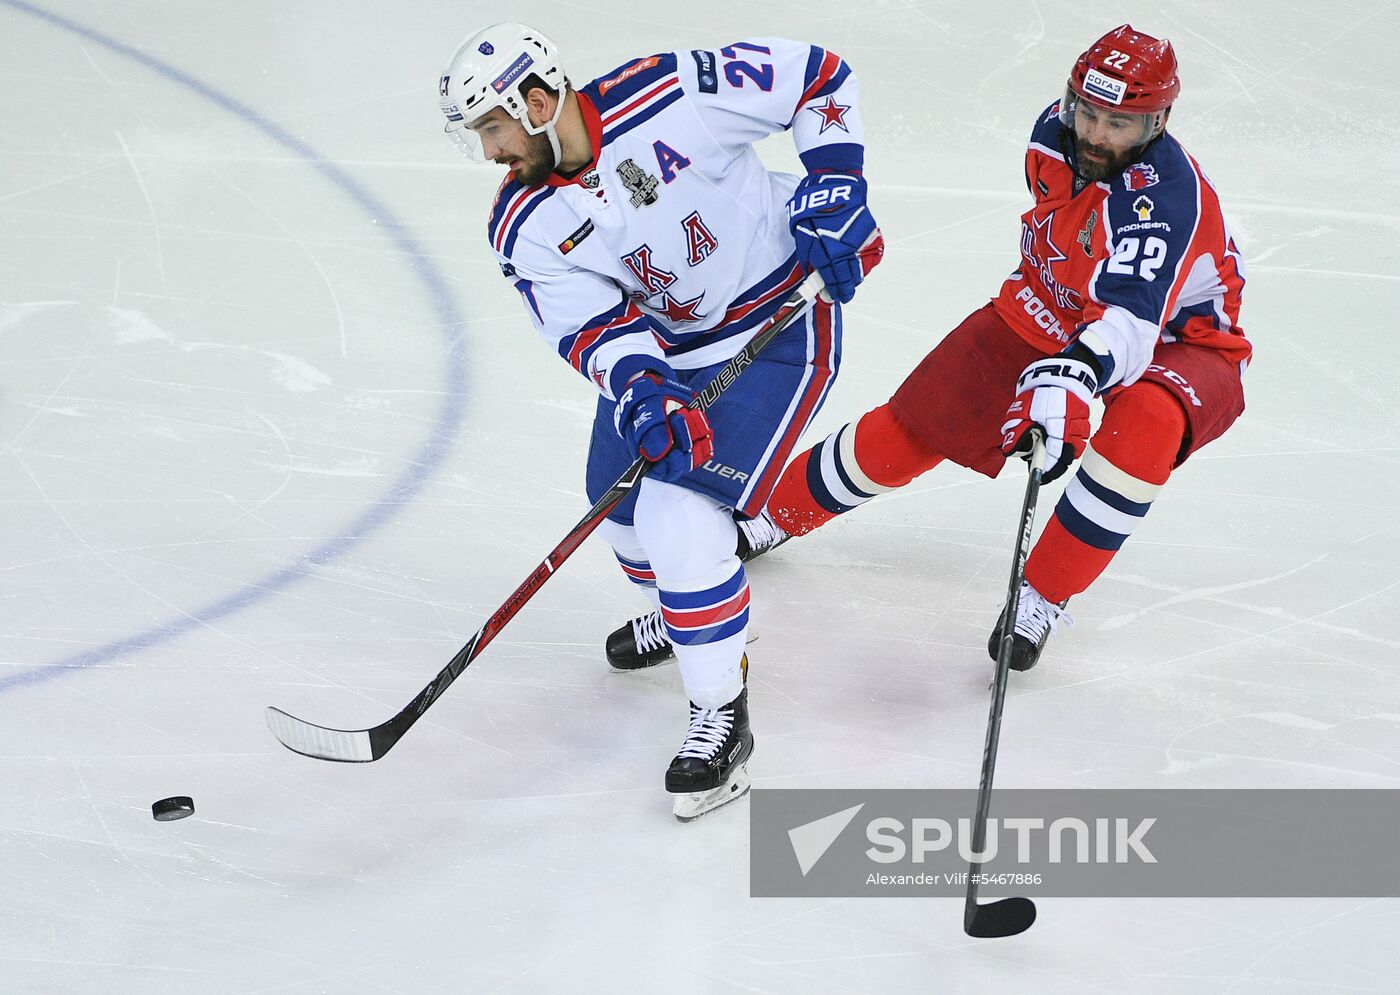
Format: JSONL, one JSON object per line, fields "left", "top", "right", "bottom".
{"left": 614, "top": 373, "right": 715, "bottom": 482}
{"left": 787, "top": 171, "right": 881, "bottom": 304}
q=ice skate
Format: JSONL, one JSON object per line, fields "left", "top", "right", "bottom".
{"left": 607, "top": 611, "right": 759, "bottom": 671}
{"left": 667, "top": 679, "right": 754, "bottom": 822}
{"left": 987, "top": 581, "right": 1072, "bottom": 672}
{"left": 735, "top": 508, "right": 790, "bottom": 562}
{"left": 606, "top": 610, "right": 674, "bottom": 671}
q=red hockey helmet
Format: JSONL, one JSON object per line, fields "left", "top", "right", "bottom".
{"left": 1060, "top": 25, "right": 1178, "bottom": 144}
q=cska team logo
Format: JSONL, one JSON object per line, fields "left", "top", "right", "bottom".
{"left": 1123, "top": 163, "right": 1160, "bottom": 191}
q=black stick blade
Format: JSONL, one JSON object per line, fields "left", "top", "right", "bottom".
{"left": 964, "top": 897, "right": 1037, "bottom": 938}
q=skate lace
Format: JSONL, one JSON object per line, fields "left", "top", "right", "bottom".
{"left": 1013, "top": 585, "right": 1074, "bottom": 642}
{"left": 740, "top": 510, "right": 789, "bottom": 552}
{"left": 676, "top": 703, "right": 734, "bottom": 761}
{"left": 631, "top": 611, "right": 671, "bottom": 653}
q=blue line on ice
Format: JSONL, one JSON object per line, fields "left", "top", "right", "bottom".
{"left": 1, "top": 0, "right": 470, "bottom": 692}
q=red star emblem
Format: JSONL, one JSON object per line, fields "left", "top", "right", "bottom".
{"left": 1030, "top": 214, "right": 1068, "bottom": 271}
{"left": 658, "top": 290, "right": 707, "bottom": 323}
{"left": 808, "top": 96, "right": 851, "bottom": 134}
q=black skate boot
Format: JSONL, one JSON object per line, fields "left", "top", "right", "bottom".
{"left": 666, "top": 671, "right": 754, "bottom": 822}
{"left": 987, "top": 580, "right": 1072, "bottom": 672}
{"left": 735, "top": 508, "right": 790, "bottom": 562}
{"left": 606, "top": 610, "right": 675, "bottom": 671}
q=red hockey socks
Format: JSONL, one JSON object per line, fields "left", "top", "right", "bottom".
{"left": 768, "top": 402, "right": 944, "bottom": 536}
{"left": 1025, "top": 384, "right": 1187, "bottom": 604}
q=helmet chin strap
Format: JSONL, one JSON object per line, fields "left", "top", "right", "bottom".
{"left": 529, "top": 89, "right": 569, "bottom": 170}
{"left": 544, "top": 123, "right": 563, "bottom": 169}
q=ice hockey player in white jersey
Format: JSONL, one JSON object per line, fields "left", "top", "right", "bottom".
{"left": 439, "top": 24, "right": 883, "bottom": 820}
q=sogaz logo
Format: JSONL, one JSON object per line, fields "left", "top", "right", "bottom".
{"left": 1082, "top": 68, "right": 1126, "bottom": 105}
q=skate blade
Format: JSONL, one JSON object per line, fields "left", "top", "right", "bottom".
{"left": 609, "top": 654, "right": 675, "bottom": 673}
{"left": 672, "top": 762, "right": 752, "bottom": 823}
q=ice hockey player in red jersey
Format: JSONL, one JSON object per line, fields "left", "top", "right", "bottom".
{"left": 627, "top": 24, "right": 1250, "bottom": 674}
{"left": 439, "top": 25, "right": 881, "bottom": 819}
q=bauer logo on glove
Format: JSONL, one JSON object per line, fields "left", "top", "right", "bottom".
{"left": 786, "top": 171, "right": 881, "bottom": 304}
{"left": 787, "top": 182, "right": 855, "bottom": 217}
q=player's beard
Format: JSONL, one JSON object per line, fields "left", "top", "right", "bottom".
{"left": 1074, "top": 138, "right": 1136, "bottom": 183}
{"left": 507, "top": 130, "right": 557, "bottom": 187}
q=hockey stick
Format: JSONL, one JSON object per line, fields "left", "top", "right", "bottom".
{"left": 266, "top": 271, "right": 825, "bottom": 763}
{"left": 963, "top": 430, "right": 1045, "bottom": 938}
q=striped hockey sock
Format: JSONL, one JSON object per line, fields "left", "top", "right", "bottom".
{"left": 660, "top": 563, "right": 751, "bottom": 709}
{"left": 660, "top": 565, "right": 751, "bottom": 647}
{"left": 1025, "top": 386, "right": 1185, "bottom": 603}
{"left": 768, "top": 403, "right": 943, "bottom": 535}
{"left": 613, "top": 550, "right": 657, "bottom": 593}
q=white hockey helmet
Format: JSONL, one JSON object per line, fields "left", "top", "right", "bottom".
{"left": 438, "top": 23, "right": 569, "bottom": 165}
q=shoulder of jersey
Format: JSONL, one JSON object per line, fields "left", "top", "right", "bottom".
{"left": 1107, "top": 132, "right": 1196, "bottom": 198}
{"left": 1029, "top": 100, "right": 1066, "bottom": 149}
{"left": 486, "top": 173, "right": 560, "bottom": 259}
{"left": 580, "top": 51, "right": 682, "bottom": 118}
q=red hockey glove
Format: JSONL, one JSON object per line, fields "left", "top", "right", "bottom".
{"left": 1000, "top": 354, "right": 1096, "bottom": 483}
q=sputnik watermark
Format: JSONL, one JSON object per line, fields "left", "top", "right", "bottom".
{"left": 788, "top": 803, "right": 864, "bottom": 876}
{"left": 864, "top": 816, "right": 1156, "bottom": 864}
{"left": 752, "top": 789, "right": 1400, "bottom": 898}
{"left": 788, "top": 811, "right": 1155, "bottom": 879}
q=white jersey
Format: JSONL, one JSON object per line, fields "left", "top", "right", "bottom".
{"left": 486, "top": 38, "right": 866, "bottom": 400}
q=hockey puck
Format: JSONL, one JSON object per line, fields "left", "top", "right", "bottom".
{"left": 151, "top": 796, "right": 195, "bottom": 822}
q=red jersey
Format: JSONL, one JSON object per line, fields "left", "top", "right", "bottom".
{"left": 993, "top": 102, "right": 1250, "bottom": 384}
